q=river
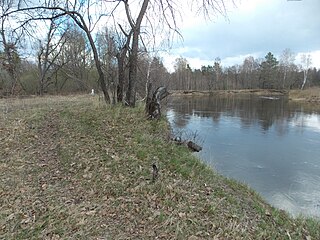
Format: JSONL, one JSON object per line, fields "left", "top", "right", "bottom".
{"left": 166, "top": 94, "right": 320, "bottom": 218}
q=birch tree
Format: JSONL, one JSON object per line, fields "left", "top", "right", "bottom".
{"left": 300, "top": 53, "right": 312, "bottom": 90}
{"left": 279, "top": 48, "right": 295, "bottom": 89}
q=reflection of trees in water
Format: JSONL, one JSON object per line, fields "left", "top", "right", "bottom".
{"left": 168, "top": 95, "right": 320, "bottom": 135}
{"left": 173, "top": 114, "right": 191, "bottom": 128}
{"left": 274, "top": 118, "right": 290, "bottom": 136}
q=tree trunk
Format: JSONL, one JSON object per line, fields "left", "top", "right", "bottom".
{"left": 117, "top": 26, "right": 132, "bottom": 104}
{"left": 67, "top": 12, "right": 111, "bottom": 103}
{"left": 301, "top": 70, "right": 308, "bottom": 90}
{"left": 84, "top": 24, "right": 110, "bottom": 103}
{"left": 124, "top": 0, "right": 149, "bottom": 107}
{"left": 126, "top": 30, "right": 139, "bottom": 107}
{"left": 117, "top": 52, "right": 126, "bottom": 103}
{"left": 146, "top": 86, "right": 169, "bottom": 119}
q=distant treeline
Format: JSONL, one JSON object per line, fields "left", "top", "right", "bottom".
{"left": 169, "top": 52, "right": 319, "bottom": 91}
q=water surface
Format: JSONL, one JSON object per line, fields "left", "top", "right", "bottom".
{"left": 167, "top": 94, "right": 320, "bottom": 218}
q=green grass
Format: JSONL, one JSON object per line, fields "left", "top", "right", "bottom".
{"left": 0, "top": 94, "right": 319, "bottom": 239}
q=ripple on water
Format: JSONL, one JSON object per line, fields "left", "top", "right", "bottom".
{"left": 270, "top": 173, "right": 320, "bottom": 217}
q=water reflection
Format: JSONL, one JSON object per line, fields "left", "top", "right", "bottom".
{"left": 167, "top": 95, "right": 320, "bottom": 218}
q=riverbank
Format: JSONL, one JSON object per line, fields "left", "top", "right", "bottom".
{"left": 171, "top": 88, "right": 320, "bottom": 102}
{"left": 1, "top": 95, "right": 319, "bottom": 239}
{"left": 170, "top": 89, "right": 287, "bottom": 97}
{"left": 289, "top": 87, "right": 320, "bottom": 102}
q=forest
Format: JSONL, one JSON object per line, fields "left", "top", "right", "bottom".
{"left": 1, "top": 0, "right": 319, "bottom": 103}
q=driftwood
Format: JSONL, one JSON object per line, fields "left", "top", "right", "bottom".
{"left": 172, "top": 137, "right": 203, "bottom": 152}
{"left": 146, "top": 86, "right": 169, "bottom": 119}
{"left": 187, "top": 141, "right": 202, "bottom": 152}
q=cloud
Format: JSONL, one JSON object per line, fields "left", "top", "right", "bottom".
{"left": 168, "top": 0, "right": 320, "bottom": 68}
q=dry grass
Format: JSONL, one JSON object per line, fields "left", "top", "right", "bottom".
{"left": 0, "top": 95, "right": 319, "bottom": 239}
{"left": 289, "top": 87, "right": 320, "bottom": 102}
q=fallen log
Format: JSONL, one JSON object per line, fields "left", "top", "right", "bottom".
{"left": 187, "top": 141, "right": 203, "bottom": 152}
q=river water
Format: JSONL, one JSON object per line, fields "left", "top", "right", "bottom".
{"left": 166, "top": 94, "right": 320, "bottom": 218}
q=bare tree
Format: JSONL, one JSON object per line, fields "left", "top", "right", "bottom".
{"left": 96, "top": 27, "right": 119, "bottom": 103}
{"left": 0, "top": 0, "right": 23, "bottom": 95}
{"left": 242, "top": 56, "right": 259, "bottom": 89}
{"left": 2, "top": 2, "right": 112, "bottom": 102}
{"left": 279, "top": 48, "right": 296, "bottom": 89}
{"left": 173, "top": 57, "right": 189, "bottom": 90}
{"left": 213, "top": 57, "right": 222, "bottom": 89}
{"left": 37, "top": 19, "right": 67, "bottom": 95}
{"left": 120, "top": 0, "right": 150, "bottom": 106}
{"left": 2, "top": 0, "right": 237, "bottom": 101}
{"left": 56, "top": 26, "right": 93, "bottom": 92}
{"left": 116, "top": 0, "right": 234, "bottom": 106}
{"left": 112, "top": 24, "right": 132, "bottom": 103}
{"left": 300, "top": 53, "right": 312, "bottom": 90}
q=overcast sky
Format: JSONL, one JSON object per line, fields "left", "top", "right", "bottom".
{"left": 162, "top": 0, "right": 320, "bottom": 71}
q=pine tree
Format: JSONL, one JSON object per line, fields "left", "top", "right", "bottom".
{"left": 260, "top": 52, "right": 279, "bottom": 89}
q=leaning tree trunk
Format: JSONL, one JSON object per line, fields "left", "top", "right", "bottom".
{"left": 73, "top": 13, "right": 111, "bottom": 104}
{"left": 88, "top": 35, "right": 110, "bottom": 104}
{"left": 146, "top": 86, "right": 169, "bottom": 119}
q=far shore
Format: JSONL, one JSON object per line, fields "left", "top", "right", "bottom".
{"left": 169, "top": 88, "right": 320, "bottom": 102}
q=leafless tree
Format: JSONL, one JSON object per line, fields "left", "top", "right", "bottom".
{"left": 173, "top": 57, "right": 189, "bottom": 90}
{"left": 213, "top": 57, "right": 222, "bottom": 89}
{"left": 96, "top": 27, "right": 119, "bottom": 103}
{"left": 2, "top": 0, "right": 237, "bottom": 101}
{"left": 114, "top": 0, "right": 235, "bottom": 106}
{"left": 279, "top": 48, "right": 296, "bottom": 89}
{"left": 241, "top": 56, "right": 259, "bottom": 89}
{"left": 119, "top": 0, "right": 150, "bottom": 106}
{"left": 0, "top": 0, "right": 24, "bottom": 95}
{"left": 36, "top": 19, "right": 67, "bottom": 95}
{"left": 300, "top": 53, "right": 312, "bottom": 90}
{"left": 2, "top": 1, "right": 112, "bottom": 102}
{"left": 55, "top": 26, "right": 93, "bottom": 92}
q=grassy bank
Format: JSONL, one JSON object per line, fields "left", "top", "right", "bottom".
{"left": 1, "top": 95, "right": 319, "bottom": 239}
{"left": 289, "top": 87, "right": 320, "bottom": 102}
